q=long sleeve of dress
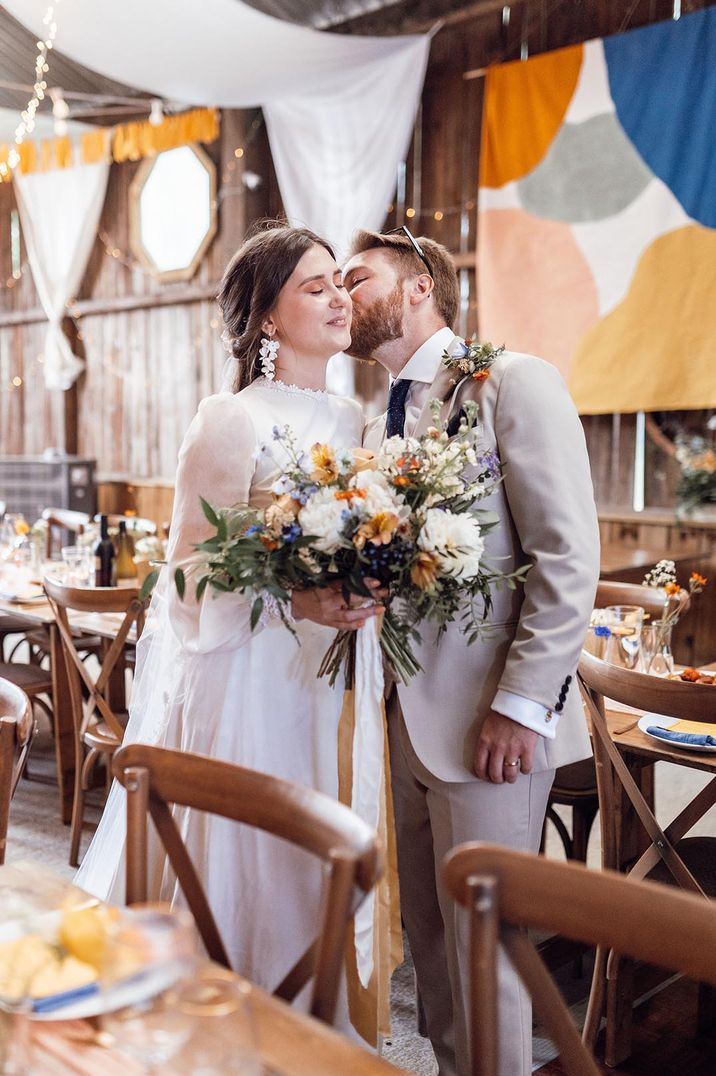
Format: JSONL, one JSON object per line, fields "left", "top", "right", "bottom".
{"left": 167, "top": 393, "right": 271, "bottom": 655}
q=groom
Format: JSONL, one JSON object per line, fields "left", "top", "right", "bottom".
{"left": 343, "top": 229, "right": 600, "bottom": 1076}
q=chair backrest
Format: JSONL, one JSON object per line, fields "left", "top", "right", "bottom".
{"left": 41, "top": 508, "right": 91, "bottom": 558}
{"left": 43, "top": 578, "right": 147, "bottom": 743}
{"left": 595, "top": 579, "right": 690, "bottom": 620}
{"left": 442, "top": 842, "right": 716, "bottom": 1076}
{"left": 578, "top": 649, "right": 716, "bottom": 892}
{"left": 112, "top": 742, "right": 383, "bottom": 1026}
{"left": 0, "top": 679, "right": 34, "bottom": 866}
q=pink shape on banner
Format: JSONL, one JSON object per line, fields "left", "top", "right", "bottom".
{"left": 477, "top": 209, "right": 599, "bottom": 379}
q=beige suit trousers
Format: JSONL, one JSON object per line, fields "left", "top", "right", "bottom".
{"left": 388, "top": 694, "right": 553, "bottom": 1076}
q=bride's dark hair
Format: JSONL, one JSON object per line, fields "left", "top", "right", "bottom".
{"left": 217, "top": 221, "right": 336, "bottom": 393}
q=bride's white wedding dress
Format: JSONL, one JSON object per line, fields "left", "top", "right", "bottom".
{"left": 76, "top": 376, "right": 369, "bottom": 1026}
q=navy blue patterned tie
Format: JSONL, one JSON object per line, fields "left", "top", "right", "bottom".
{"left": 386, "top": 378, "right": 413, "bottom": 438}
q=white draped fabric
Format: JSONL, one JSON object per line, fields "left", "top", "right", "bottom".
{"left": 6, "top": 0, "right": 430, "bottom": 258}
{"left": 13, "top": 161, "right": 110, "bottom": 391}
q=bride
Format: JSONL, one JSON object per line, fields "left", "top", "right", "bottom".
{"left": 76, "top": 224, "right": 396, "bottom": 1041}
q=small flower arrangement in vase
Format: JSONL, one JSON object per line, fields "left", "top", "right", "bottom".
{"left": 641, "top": 560, "right": 707, "bottom": 675}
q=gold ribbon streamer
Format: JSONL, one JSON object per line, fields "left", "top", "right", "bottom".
{"left": 337, "top": 688, "right": 403, "bottom": 1047}
{"left": 0, "top": 108, "right": 219, "bottom": 182}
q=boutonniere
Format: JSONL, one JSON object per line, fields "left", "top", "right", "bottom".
{"left": 442, "top": 339, "right": 505, "bottom": 386}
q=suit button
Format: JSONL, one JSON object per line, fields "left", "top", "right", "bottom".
{"left": 555, "top": 702, "right": 564, "bottom": 713}
{"left": 566, "top": 675, "right": 573, "bottom": 685}
{"left": 559, "top": 691, "right": 567, "bottom": 703}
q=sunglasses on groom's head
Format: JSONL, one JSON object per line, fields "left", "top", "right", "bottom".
{"left": 382, "top": 225, "right": 434, "bottom": 279}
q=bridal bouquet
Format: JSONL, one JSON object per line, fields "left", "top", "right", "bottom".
{"left": 176, "top": 401, "right": 527, "bottom": 686}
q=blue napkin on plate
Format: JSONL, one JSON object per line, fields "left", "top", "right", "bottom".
{"left": 646, "top": 726, "right": 716, "bottom": 748}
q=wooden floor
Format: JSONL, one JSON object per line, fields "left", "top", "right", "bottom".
{"left": 537, "top": 977, "right": 716, "bottom": 1075}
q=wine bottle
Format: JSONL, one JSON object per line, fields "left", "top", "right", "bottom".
{"left": 94, "top": 515, "right": 116, "bottom": 587}
{"left": 116, "top": 520, "right": 138, "bottom": 580}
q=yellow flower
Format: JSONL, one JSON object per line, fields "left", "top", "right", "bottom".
{"left": 410, "top": 551, "right": 440, "bottom": 590}
{"left": 354, "top": 512, "right": 400, "bottom": 550}
{"left": 15, "top": 520, "right": 30, "bottom": 536}
{"left": 351, "top": 447, "right": 378, "bottom": 473}
{"left": 310, "top": 443, "right": 339, "bottom": 484}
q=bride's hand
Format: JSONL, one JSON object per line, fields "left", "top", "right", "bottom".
{"left": 291, "top": 581, "right": 382, "bottom": 630}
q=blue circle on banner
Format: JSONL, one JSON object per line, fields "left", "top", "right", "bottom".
{"left": 604, "top": 8, "right": 716, "bottom": 229}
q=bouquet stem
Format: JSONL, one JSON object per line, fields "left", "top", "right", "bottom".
{"left": 316, "top": 608, "right": 422, "bottom": 688}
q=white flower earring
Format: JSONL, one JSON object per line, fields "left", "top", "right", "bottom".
{"left": 259, "top": 333, "right": 279, "bottom": 381}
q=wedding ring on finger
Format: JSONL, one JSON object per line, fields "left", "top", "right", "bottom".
{"left": 503, "top": 760, "right": 520, "bottom": 768}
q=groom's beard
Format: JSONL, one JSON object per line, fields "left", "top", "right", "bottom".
{"left": 346, "top": 282, "right": 404, "bottom": 360}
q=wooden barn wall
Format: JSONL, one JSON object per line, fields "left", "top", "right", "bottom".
{"left": 2, "top": 0, "right": 715, "bottom": 521}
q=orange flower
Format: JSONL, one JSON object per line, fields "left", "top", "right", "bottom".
{"left": 664, "top": 582, "right": 682, "bottom": 596}
{"left": 394, "top": 476, "right": 411, "bottom": 487}
{"left": 690, "top": 572, "right": 708, "bottom": 589}
{"left": 410, "top": 551, "right": 440, "bottom": 590}
{"left": 260, "top": 535, "right": 278, "bottom": 551}
{"left": 354, "top": 512, "right": 400, "bottom": 550}
{"left": 472, "top": 370, "right": 490, "bottom": 382}
{"left": 14, "top": 519, "right": 30, "bottom": 536}
{"left": 310, "top": 443, "right": 339, "bottom": 484}
{"left": 334, "top": 488, "right": 366, "bottom": 501}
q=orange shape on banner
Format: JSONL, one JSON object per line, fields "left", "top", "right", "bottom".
{"left": 480, "top": 44, "right": 583, "bottom": 189}
{"left": 477, "top": 208, "right": 599, "bottom": 378}
{"left": 569, "top": 224, "right": 716, "bottom": 414}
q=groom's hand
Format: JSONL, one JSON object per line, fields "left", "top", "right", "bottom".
{"left": 473, "top": 711, "right": 539, "bottom": 784}
{"left": 291, "top": 580, "right": 382, "bottom": 630}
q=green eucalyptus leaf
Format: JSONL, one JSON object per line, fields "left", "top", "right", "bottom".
{"left": 175, "top": 567, "right": 186, "bottom": 600}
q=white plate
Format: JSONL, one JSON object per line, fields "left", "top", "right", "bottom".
{"left": 638, "top": 715, "right": 716, "bottom": 753}
{"left": 31, "top": 961, "right": 184, "bottom": 1021}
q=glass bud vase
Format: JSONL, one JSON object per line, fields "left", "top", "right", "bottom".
{"left": 642, "top": 619, "right": 675, "bottom": 676}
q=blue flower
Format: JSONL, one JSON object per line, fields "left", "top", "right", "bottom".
{"left": 245, "top": 525, "right": 261, "bottom": 537}
{"left": 272, "top": 425, "right": 282, "bottom": 440}
{"left": 594, "top": 625, "right": 611, "bottom": 637}
{"left": 282, "top": 523, "right": 301, "bottom": 543}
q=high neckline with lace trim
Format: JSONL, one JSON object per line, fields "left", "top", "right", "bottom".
{"left": 255, "top": 375, "right": 329, "bottom": 400}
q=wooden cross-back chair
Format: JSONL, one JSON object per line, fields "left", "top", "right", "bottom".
{"left": 0, "top": 678, "right": 35, "bottom": 865}
{"left": 41, "top": 507, "right": 91, "bottom": 559}
{"left": 577, "top": 648, "right": 716, "bottom": 1059}
{"left": 43, "top": 577, "right": 147, "bottom": 866}
{"left": 112, "top": 742, "right": 383, "bottom": 1027}
{"left": 546, "top": 579, "right": 687, "bottom": 865}
{"left": 442, "top": 842, "right": 716, "bottom": 1076}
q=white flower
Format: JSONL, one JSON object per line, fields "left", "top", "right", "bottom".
{"left": 417, "top": 508, "right": 484, "bottom": 580}
{"left": 352, "top": 469, "right": 410, "bottom": 521}
{"left": 271, "top": 475, "right": 296, "bottom": 496}
{"left": 643, "top": 559, "right": 677, "bottom": 588}
{"left": 297, "top": 488, "right": 347, "bottom": 553}
{"left": 449, "top": 339, "right": 469, "bottom": 359}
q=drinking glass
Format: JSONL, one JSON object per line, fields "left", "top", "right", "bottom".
{"left": 605, "top": 605, "right": 644, "bottom": 669}
{"left": 61, "top": 546, "right": 93, "bottom": 586}
{"left": 171, "top": 969, "right": 261, "bottom": 1075}
{"left": 100, "top": 904, "right": 198, "bottom": 1072}
{"left": 0, "top": 997, "right": 31, "bottom": 1075}
{"left": 640, "top": 619, "right": 675, "bottom": 676}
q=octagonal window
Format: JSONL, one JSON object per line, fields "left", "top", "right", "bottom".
{"left": 129, "top": 144, "right": 217, "bottom": 283}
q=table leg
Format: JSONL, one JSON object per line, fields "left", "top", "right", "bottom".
{"left": 48, "top": 622, "right": 75, "bottom": 826}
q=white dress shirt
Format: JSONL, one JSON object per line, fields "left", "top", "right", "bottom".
{"left": 394, "top": 328, "right": 558, "bottom": 740}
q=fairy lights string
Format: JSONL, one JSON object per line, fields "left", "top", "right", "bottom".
{"left": 0, "top": 2, "right": 61, "bottom": 180}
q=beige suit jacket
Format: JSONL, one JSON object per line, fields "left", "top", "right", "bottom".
{"left": 364, "top": 345, "right": 599, "bottom": 782}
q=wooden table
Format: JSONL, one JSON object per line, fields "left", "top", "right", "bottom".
{"left": 603, "top": 680, "right": 716, "bottom": 1063}
{"left": 0, "top": 592, "right": 137, "bottom": 826}
{"left": 0, "top": 862, "right": 398, "bottom": 1076}
{"left": 29, "top": 983, "right": 400, "bottom": 1075}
